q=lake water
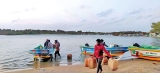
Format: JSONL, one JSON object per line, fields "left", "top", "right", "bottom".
{"left": 0, "top": 35, "right": 160, "bottom": 72}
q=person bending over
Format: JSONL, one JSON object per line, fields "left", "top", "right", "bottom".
{"left": 133, "top": 43, "right": 140, "bottom": 47}
{"left": 44, "top": 39, "right": 49, "bottom": 49}
{"left": 93, "top": 39, "right": 112, "bottom": 73}
{"left": 85, "top": 43, "right": 90, "bottom": 47}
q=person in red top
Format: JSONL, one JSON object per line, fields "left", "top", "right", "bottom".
{"left": 93, "top": 39, "right": 112, "bottom": 73}
{"left": 54, "top": 40, "right": 61, "bottom": 61}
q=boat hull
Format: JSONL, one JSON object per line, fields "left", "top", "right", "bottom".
{"left": 29, "top": 49, "right": 54, "bottom": 60}
{"left": 129, "top": 47, "right": 160, "bottom": 61}
{"left": 80, "top": 46, "right": 128, "bottom": 57}
{"left": 81, "top": 51, "right": 126, "bottom": 57}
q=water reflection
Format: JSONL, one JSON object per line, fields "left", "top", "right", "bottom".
{"left": 67, "top": 59, "right": 72, "bottom": 65}
{"left": 33, "top": 60, "right": 54, "bottom": 69}
{"left": 80, "top": 54, "right": 91, "bottom": 61}
{"left": 33, "top": 61, "right": 40, "bottom": 70}
{"left": 40, "top": 62, "right": 53, "bottom": 68}
{"left": 1, "top": 35, "right": 160, "bottom": 72}
{"left": 55, "top": 61, "right": 60, "bottom": 66}
{"left": 151, "top": 38, "right": 160, "bottom": 47}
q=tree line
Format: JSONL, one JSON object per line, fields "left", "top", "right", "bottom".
{"left": 0, "top": 29, "right": 148, "bottom": 36}
{"left": 1, "top": 21, "right": 158, "bottom": 36}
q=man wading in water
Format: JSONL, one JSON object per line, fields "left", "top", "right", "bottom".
{"left": 47, "top": 40, "right": 54, "bottom": 62}
{"left": 54, "top": 40, "right": 61, "bottom": 61}
{"left": 44, "top": 39, "right": 49, "bottom": 49}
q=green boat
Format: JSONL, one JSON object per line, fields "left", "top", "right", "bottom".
{"left": 128, "top": 45, "right": 160, "bottom": 61}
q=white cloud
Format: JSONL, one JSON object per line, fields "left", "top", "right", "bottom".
{"left": 0, "top": 0, "right": 160, "bottom": 32}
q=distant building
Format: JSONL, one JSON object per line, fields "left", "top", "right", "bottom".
{"left": 149, "top": 33, "right": 160, "bottom": 37}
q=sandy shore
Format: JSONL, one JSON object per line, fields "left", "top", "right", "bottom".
{"left": 4, "top": 58, "right": 160, "bottom": 73}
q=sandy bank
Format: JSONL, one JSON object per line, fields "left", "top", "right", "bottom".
{"left": 5, "top": 58, "right": 160, "bottom": 73}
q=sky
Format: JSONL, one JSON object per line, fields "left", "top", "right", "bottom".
{"left": 0, "top": 0, "right": 160, "bottom": 32}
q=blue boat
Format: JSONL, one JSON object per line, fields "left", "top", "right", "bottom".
{"left": 28, "top": 45, "right": 54, "bottom": 61}
{"left": 80, "top": 45, "right": 128, "bottom": 57}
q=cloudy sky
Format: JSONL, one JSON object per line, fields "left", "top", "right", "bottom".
{"left": 0, "top": 0, "right": 160, "bottom": 32}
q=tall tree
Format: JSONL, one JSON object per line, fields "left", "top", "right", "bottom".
{"left": 150, "top": 21, "right": 160, "bottom": 33}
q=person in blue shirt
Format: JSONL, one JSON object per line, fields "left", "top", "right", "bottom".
{"left": 47, "top": 40, "right": 54, "bottom": 62}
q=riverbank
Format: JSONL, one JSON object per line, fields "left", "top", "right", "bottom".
{"left": 4, "top": 58, "right": 160, "bottom": 73}
{"left": 151, "top": 36, "right": 160, "bottom": 38}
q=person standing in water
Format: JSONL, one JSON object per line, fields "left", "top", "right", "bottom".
{"left": 93, "top": 39, "right": 112, "bottom": 73}
{"left": 44, "top": 39, "right": 49, "bottom": 49}
{"left": 47, "top": 40, "right": 54, "bottom": 62}
{"left": 100, "top": 39, "right": 108, "bottom": 47}
{"left": 54, "top": 40, "right": 61, "bottom": 61}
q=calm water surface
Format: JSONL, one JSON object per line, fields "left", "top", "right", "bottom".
{"left": 0, "top": 35, "right": 160, "bottom": 72}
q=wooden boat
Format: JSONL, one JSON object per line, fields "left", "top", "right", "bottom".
{"left": 28, "top": 45, "right": 54, "bottom": 61}
{"left": 80, "top": 45, "right": 128, "bottom": 57}
{"left": 128, "top": 45, "right": 160, "bottom": 61}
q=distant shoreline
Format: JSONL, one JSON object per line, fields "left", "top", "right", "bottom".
{"left": 0, "top": 34, "right": 109, "bottom": 35}
{"left": 0, "top": 29, "right": 148, "bottom": 36}
{"left": 151, "top": 36, "right": 160, "bottom": 38}
{"left": 0, "top": 34, "right": 150, "bottom": 38}
{"left": 0, "top": 34, "right": 148, "bottom": 37}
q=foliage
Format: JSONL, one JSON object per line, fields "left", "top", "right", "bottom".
{"left": 0, "top": 29, "right": 147, "bottom": 36}
{"left": 150, "top": 21, "right": 160, "bottom": 33}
